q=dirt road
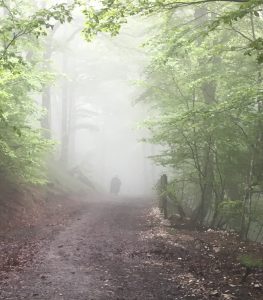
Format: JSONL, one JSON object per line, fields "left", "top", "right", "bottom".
{"left": 1, "top": 194, "right": 262, "bottom": 300}
{"left": 0, "top": 195, "right": 184, "bottom": 300}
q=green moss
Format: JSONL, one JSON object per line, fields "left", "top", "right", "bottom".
{"left": 239, "top": 254, "right": 263, "bottom": 269}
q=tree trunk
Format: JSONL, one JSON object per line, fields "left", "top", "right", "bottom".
{"left": 41, "top": 87, "right": 52, "bottom": 139}
{"left": 68, "top": 84, "right": 76, "bottom": 167}
{"left": 60, "top": 54, "right": 70, "bottom": 166}
{"left": 191, "top": 6, "right": 216, "bottom": 225}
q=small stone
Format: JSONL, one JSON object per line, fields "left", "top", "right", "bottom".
{"left": 221, "top": 294, "right": 235, "bottom": 300}
{"left": 213, "top": 247, "right": 220, "bottom": 253}
{"left": 210, "top": 290, "right": 219, "bottom": 296}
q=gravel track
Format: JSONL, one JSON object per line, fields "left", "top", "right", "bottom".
{"left": 0, "top": 195, "right": 182, "bottom": 300}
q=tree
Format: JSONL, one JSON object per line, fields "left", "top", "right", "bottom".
{"left": 136, "top": 4, "right": 263, "bottom": 238}
{"left": 0, "top": 0, "right": 76, "bottom": 183}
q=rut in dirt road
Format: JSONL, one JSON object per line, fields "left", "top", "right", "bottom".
{"left": 0, "top": 195, "right": 185, "bottom": 300}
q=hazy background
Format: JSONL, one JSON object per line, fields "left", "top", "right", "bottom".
{"left": 44, "top": 15, "right": 163, "bottom": 196}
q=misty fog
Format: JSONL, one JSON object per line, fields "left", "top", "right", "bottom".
{"left": 47, "top": 17, "right": 162, "bottom": 196}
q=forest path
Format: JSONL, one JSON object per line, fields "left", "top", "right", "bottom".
{"left": 0, "top": 194, "right": 184, "bottom": 300}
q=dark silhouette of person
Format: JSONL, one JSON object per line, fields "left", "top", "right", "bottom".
{"left": 110, "top": 176, "right": 121, "bottom": 195}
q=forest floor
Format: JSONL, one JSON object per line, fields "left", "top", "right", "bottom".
{"left": 0, "top": 193, "right": 262, "bottom": 300}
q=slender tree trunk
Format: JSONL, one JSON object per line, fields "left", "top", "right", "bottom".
{"left": 41, "top": 33, "right": 55, "bottom": 138}
{"left": 41, "top": 87, "right": 52, "bottom": 139}
{"left": 68, "top": 84, "right": 76, "bottom": 167}
{"left": 60, "top": 53, "right": 70, "bottom": 166}
{"left": 191, "top": 6, "right": 216, "bottom": 225}
{"left": 240, "top": 156, "right": 254, "bottom": 239}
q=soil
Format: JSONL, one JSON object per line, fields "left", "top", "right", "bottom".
{"left": 0, "top": 193, "right": 262, "bottom": 300}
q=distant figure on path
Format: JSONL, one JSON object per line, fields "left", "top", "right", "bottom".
{"left": 110, "top": 176, "right": 121, "bottom": 195}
